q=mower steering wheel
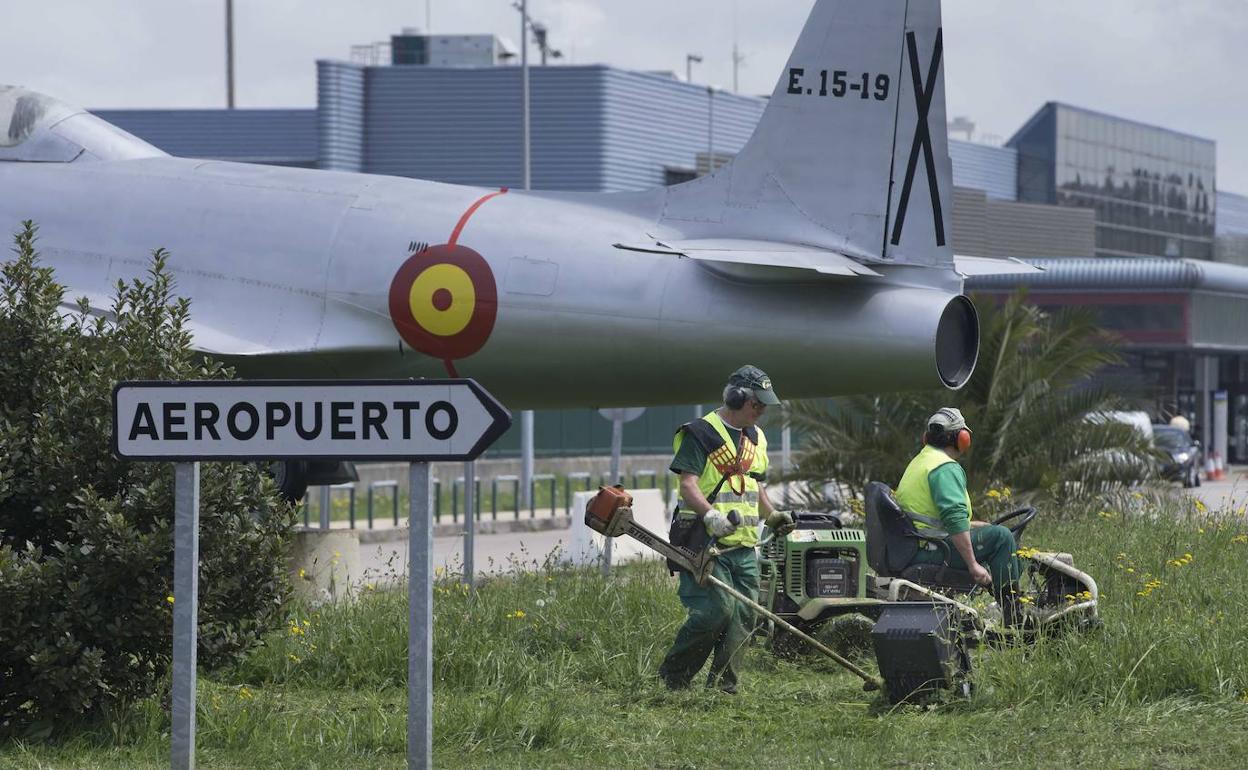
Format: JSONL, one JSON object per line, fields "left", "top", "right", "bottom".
{"left": 992, "top": 505, "right": 1038, "bottom": 538}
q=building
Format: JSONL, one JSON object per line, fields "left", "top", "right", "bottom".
{"left": 1008, "top": 102, "right": 1217, "bottom": 260}
{"left": 1217, "top": 190, "right": 1248, "bottom": 266}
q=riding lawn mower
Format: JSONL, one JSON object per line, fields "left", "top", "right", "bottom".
{"left": 585, "top": 481, "right": 1100, "bottom": 704}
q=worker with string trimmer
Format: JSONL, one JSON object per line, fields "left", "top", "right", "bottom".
{"left": 654, "top": 365, "right": 796, "bottom": 694}
{"left": 585, "top": 366, "right": 881, "bottom": 693}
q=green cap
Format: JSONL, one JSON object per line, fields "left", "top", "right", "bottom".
{"left": 729, "top": 365, "right": 781, "bottom": 405}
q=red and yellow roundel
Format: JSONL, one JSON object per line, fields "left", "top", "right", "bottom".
{"left": 388, "top": 243, "right": 498, "bottom": 368}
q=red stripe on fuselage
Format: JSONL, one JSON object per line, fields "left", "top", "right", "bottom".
{"left": 448, "top": 187, "right": 509, "bottom": 246}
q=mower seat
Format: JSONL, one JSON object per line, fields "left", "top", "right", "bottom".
{"left": 864, "top": 481, "right": 976, "bottom": 592}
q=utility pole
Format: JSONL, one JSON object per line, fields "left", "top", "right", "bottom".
{"left": 686, "top": 53, "right": 702, "bottom": 84}
{"left": 426, "top": 0, "right": 431, "bottom": 32}
{"left": 519, "top": 0, "right": 535, "bottom": 508}
{"left": 706, "top": 86, "right": 715, "bottom": 174}
{"left": 225, "top": 0, "right": 235, "bottom": 108}
{"left": 732, "top": 43, "right": 745, "bottom": 93}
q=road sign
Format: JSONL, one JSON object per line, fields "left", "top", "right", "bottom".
{"left": 113, "top": 379, "right": 510, "bottom": 461}
{"left": 112, "top": 378, "right": 510, "bottom": 770}
{"left": 597, "top": 406, "right": 646, "bottom": 423}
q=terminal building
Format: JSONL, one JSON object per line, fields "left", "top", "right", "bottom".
{"left": 90, "top": 32, "right": 1248, "bottom": 460}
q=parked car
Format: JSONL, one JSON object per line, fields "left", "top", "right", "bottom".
{"left": 1152, "top": 424, "right": 1202, "bottom": 488}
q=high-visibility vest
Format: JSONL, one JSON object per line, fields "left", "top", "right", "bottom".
{"left": 672, "top": 410, "right": 769, "bottom": 548}
{"left": 895, "top": 444, "right": 973, "bottom": 528}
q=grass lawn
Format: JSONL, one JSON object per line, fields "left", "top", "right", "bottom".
{"left": 5, "top": 492, "right": 1248, "bottom": 769}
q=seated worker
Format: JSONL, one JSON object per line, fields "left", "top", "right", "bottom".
{"left": 895, "top": 407, "right": 1026, "bottom": 626}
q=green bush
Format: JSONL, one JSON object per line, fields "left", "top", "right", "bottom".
{"left": 0, "top": 221, "right": 295, "bottom": 737}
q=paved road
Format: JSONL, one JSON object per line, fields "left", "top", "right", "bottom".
{"left": 1187, "top": 466, "right": 1248, "bottom": 513}
{"left": 356, "top": 527, "right": 588, "bottom": 584}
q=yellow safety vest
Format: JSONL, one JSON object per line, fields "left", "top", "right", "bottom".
{"left": 673, "top": 410, "right": 769, "bottom": 548}
{"left": 895, "top": 444, "right": 972, "bottom": 528}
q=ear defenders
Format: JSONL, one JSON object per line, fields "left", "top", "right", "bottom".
{"left": 924, "top": 422, "right": 972, "bottom": 452}
{"left": 724, "top": 385, "right": 752, "bottom": 410}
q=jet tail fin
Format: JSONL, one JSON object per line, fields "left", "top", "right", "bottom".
{"left": 659, "top": 0, "right": 952, "bottom": 267}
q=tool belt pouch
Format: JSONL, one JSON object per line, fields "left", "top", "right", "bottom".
{"left": 666, "top": 469, "right": 732, "bottom": 576}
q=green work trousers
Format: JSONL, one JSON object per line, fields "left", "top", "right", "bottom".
{"left": 657, "top": 548, "right": 759, "bottom": 693}
{"left": 910, "top": 523, "right": 1022, "bottom": 587}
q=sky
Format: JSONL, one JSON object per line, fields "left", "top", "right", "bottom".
{"left": 3, "top": 1, "right": 1247, "bottom": 192}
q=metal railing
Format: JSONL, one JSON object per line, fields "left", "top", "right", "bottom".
{"left": 300, "top": 469, "right": 663, "bottom": 529}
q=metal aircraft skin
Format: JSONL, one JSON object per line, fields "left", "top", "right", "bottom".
{"left": 0, "top": 0, "right": 1027, "bottom": 411}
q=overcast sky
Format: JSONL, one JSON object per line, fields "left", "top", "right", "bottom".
{"left": 4, "top": 1, "right": 1247, "bottom": 192}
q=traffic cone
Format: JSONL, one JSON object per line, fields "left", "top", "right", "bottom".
{"left": 1204, "top": 455, "right": 1216, "bottom": 481}
{"left": 1215, "top": 452, "right": 1226, "bottom": 481}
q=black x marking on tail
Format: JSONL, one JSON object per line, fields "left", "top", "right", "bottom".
{"left": 889, "top": 28, "right": 945, "bottom": 247}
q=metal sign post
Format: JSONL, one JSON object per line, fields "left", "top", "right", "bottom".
{"left": 463, "top": 460, "right": 475, "bottom": 590}
{"left": 171, "top": 462, "right": 199, "bottom": 770}
{"left": 408, "top": 461, "right": 433, "bottom": 769}
{"left": 112, "top": 379, "right": 510, "bottom": 770}
{"left": 596, "top": 407, "right": 646, "bottom": 576}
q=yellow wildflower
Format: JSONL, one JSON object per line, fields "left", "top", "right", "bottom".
{"left": 288, "top": 653, "right": 301, "bottom": 663}
{"left": 166, "top": 595, "right": 175, "bottom": 605}
{"left": 1232, "top": 534, "right": 1248, "bottom": 544}
{"left": 298, "top": 568, "right": 307, "bottom": 580}
{"left": 987, "top": 489, "right": 1001, "bottom": 499}
{"left": 238, "top": 687, "right": 253, "bottom": 700}
{"left": 1195, "top": 500, "right": 1208, "bottom": 513}
{"left": 505, "top": 609, "right": 527, "bottom": 620}
{"left": 365, "top": 583, "right": 376, "bottom": 591}
{"left": 1001, "top": 487, "right": 1011, "bottom": 498}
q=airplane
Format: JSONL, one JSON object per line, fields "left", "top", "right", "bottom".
{"left": 0, "top": 0, "right": 1031, "bottom": 497}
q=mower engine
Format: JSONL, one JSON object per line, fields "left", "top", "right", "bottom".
{"left": 759, "top": 513, "right": 871, "bottom": 622}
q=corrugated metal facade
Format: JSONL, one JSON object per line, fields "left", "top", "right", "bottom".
{"left": 337, "top": 65, "right": 763, "bottom": 192}
{"left": 363, "top": 65, "right": 606, "bottom": 190}
{"left": 599, "top": 71, "right": 763, "bottom": 191}
{"left": 317, "top": 61, "right": 366, "bottom": 172}
{"left": 949, "top": 140, "right": 1017, "bottom": 201}
{"left": 92, "top": 109, "right": 317, "bottom": 165}
{"left": 952, "top": 186, "right": 1094, "bottom": 258}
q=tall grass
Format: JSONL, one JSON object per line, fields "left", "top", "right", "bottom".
{"left": 6, "top": 491, "right": 1248, "bottom": 768}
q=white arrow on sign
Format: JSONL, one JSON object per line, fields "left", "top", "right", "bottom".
{"left": 112, "top": 379, "right": 511, "bottom": 461}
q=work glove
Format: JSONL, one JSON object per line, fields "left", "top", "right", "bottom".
{"left": 765, "top": 511, "right": 796, "bottom": 537}
{"left": 703, "top": 510, "right": 739, "bottom": 538}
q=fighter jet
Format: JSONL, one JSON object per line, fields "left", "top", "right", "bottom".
{"left": 1, "top": 0, "right": 1027, "bottom": 492}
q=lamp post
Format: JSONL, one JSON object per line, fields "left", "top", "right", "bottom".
{"left": 225, "top": 0, "right": 235, "bottom": 108}
{"left": 686, "top": 53, "right": 702, "bottom": 84}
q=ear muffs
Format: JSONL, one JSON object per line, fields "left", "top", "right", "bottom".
{"left": 925, "top": 426, "right": 972, "bottom": 452}
{"left": 725, "top": 386, "right": 750, "bottom": 410}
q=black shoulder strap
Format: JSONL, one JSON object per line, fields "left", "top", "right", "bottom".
{"left": 676, "top": 419, "right": 733, "bottom": 506}
{"left": 679, "top": 418, "right": 726, "bottom": 453}
{"left": 742, "top": 425, "right": 758, "bottom": 444}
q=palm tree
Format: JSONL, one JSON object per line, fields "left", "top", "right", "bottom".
{"left": 785, "top": 291, "right": 1157, "bottom": 503}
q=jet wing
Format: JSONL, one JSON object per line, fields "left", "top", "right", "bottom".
{"left": 613, "top": 238, "right": 881, "bottom": 277}
{"left": 953, "top": 255, "right": 1044, "bottom": 277}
